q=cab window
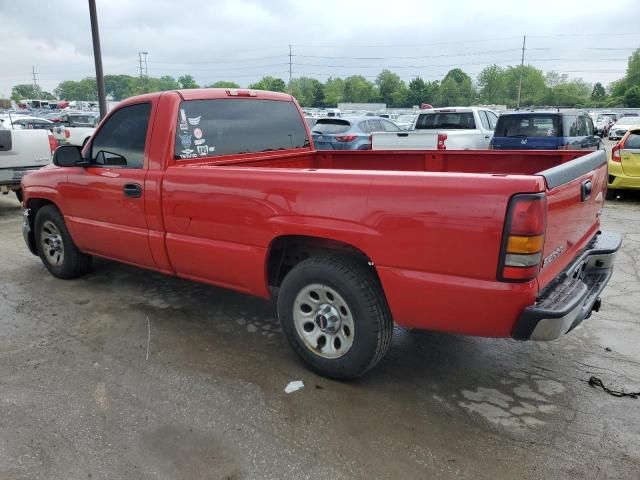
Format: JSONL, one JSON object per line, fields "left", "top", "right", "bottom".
{"left": 91, "top": 103, "right": 151, "bottom": 168}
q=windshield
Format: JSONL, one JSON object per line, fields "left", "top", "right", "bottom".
{"left": 415, "top": 112, "right": 476, "bottom": 129}
{"left": 312, "top": 119, "right": 351, "bottom": 134}
{"left": 616, "top": 117, "right": 640, "bottom": 126}
{"left": 69, "top": 115, "right": 96, "bottom": 125}
{"left": 494, "top": 114, "right": 559, "bottom": 137}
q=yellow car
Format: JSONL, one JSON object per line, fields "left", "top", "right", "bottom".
{"left": 608, "top": 126, "right": 640, "bottom": 199}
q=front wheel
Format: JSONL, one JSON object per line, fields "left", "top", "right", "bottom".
{"left": 277, "top": 255, "right": 393, "bottom": 379}
{"left": 34, "top": 205, "right": 92, "bottom": 279}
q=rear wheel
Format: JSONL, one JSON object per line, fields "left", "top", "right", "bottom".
{"left": 34, "top": 205, "right": 92, "bottom": 279}
{"left": 277, "top": 255, "right": 393, "bottom": 379}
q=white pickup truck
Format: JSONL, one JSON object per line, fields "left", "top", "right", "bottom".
{"left": 0, "top": 128, "right": 53, "bottom": 201}
{"left": 371, "top": 107, "right": 498, "bottom": 150}
{"left": 52, "top": 112, "right": 97, "bottom": 147}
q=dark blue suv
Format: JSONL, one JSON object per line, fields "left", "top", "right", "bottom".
{"left": 490, "top": 110, "right": 601, "bottom": 150}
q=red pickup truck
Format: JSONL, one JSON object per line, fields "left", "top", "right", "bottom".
{"left": 21, "top": 89, "right": 621, "bottom": 378}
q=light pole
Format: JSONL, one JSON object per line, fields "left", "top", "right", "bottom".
{"left": 88, "top": 0, "right": 107, "bottom": 119}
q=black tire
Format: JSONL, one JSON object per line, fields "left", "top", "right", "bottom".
{"left": 605, "top": 188, "right": 618, "bottom": 201}
{"left": 14, "top": 189, "right": 23, "bottom": 203}
{"left": 277, "top": 255, "right": 393, "bottom": 379}
{"left": 34, "top": 205, "right": 92, "bottom": 279}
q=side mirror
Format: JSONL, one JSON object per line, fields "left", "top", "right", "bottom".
{"left": 52, "top": 145, "right": 86, "bottom": 167}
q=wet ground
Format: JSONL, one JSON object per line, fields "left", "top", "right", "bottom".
{"left": 0, "top": 188, "right": 639, "bottom": 479}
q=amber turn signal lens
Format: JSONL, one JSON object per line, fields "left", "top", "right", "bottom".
{"left": 507, "top": 234, "right": 545, "bottom": 254}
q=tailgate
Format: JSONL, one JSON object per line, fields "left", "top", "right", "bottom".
{"left": 536, "top": 150, "right": 607, "bottom": 290}
{"left": 0, "top": 129, "right": 51, "bottom": 169}
{"left": 620, "top": 148, "right": 640, "bottom": 177}
{"left": 371, "top": 131, "right": 437, "bottom": 150}
{"left": 492, "top": 136, "right": 559, "bottom": 150}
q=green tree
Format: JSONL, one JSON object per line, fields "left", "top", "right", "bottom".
{"left": 207, "top": 81, "right": 240, "bottom": 88}
{"left": 10, "top": 84, "right": 49, "bottom": 102}
{"left": 438, "top": 68, "right": 475, "bottom": 106}
{"left": 312, "top": 81, "right": 325, "bottom": 107}
{"left": 104, "top": 74, "right": 136, "bottom": 100}
{"left": 477, "top": 65, "right": 505, "bottom": 104}
{"left": 591, "top": 82, "right": 606, "bottom": 101}
{"left": 423, "top": 81, "right": 440, "bottom": 106}
{"left": 178, "top": 75, "right": 199, "bottom": 89}
{"left": 156, "top": 75, "right": 181, "bottom": 91}
{"left": 290, "top": 77, "right": 323, "bottom": 106}
{"left": 623, "top": 85, "right": 640, "bottom": 107}
{"left": 323, "top": 77, "right": 344, "bottom": 106}
{"left": 625, "top": 49, "right": 640, "bottom": 87}
{"left": 502, "top": 65, "right": 547, "bottom": 107}
{"left": 547, "top": 79, "right": 591, "bottom": 107}
{"left": 54, "top": 77, "right": 97, "bottom": 100}
{"left": 406, "top": 77, "right": 426, "bottom": 107}
{"left": 544, "top": 71, "right": 568, "bottom": 88}
{"left": 249, "top": 76, "right": 286, "bottom": 92}
{"left": 342, "top": 75, "right": 376, "bottom": 103}
{"left": 375, "top": 69, "right": 406, "bottom": 107}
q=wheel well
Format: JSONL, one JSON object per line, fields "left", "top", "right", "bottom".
{"left": 23, "top": 198, "right": 57, "bottom": 255}
{"left": 267, "top": 235, "right": 374, "bottom": 287}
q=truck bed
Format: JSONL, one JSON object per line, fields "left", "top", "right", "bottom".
{"left": 191, "top": 149, "right": 588, "bottom": 176}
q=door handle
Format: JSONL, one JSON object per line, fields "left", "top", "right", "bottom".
{"left": 123, "top": 183, "right": 142, "bottom": 198}
{"left": 484, "top": 135, "right": 491, "bottom": 139}
{"left": 581, "top": 180, "right": 592, "bottom": 202}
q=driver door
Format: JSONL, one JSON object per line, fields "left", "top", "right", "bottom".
{"left": 62, "top": 102, "right": 156, "bottom": 269}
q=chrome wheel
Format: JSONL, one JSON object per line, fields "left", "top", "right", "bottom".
{"left": 292, "top": 283, "right": 355, "bottom": 359}
{"left": 41, "top": 220, "right": 64, "bottom": 266}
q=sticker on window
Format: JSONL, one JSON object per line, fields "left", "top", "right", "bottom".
{"left": 179, "top": 109, "right": 188, "bottom": 131}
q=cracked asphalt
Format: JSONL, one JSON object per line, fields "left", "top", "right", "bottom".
{"left": 0, "top": 188, "right": 639, "bottom": 479}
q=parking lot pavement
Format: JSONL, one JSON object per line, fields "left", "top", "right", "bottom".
{"left": 1, "top": 192, "right": 639, "bottom": 480}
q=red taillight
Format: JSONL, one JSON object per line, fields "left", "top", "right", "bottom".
{"left": 48, "top": 134, "right": 58, "bottom": 154}
{"left": 498, "top": 193, "right": 547, "bottom": 282}
{"left": 64, "top": 129, "right": 71, "bottom": 139}
{"left": 368, "top": 134, "right": 372, "bottom": 149}
{"left": 611, "top": 144, "right": 621, "bottom": 162}
{"left": 335, "top": 135, "right": 358, "bottom": 142}
{"left": 437, "top": 133, "right": 447, "bottom": 150}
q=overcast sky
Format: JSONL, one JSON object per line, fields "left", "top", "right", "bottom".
{"left": 1, "top": 0, "right": 638, "bottom": 98}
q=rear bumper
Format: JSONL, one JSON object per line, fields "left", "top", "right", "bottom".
{"left": 512, "top": 231, "right": 622, "bottom": 341}
{"left": 608, "top": 161, "right": 640, "bottom": 190}
{"left": 0, "top": 167, "right": 43, "bottom": 188}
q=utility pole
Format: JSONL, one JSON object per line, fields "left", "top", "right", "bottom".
{"left": 288, "top": 44, "right": 293, "bottom": 94}
{"left": 516, "top": 35, "right": 526, "bottom": 110}
{"left": 88, "top": 0, "right": 107, "bottom": 119}
{"left": 138, "top": 51, "right": 149, "bottom": 93}
{"left": 138, "top": 52, "right": 144, "bottom": 82}
{"left": 31, "top": 65, "right": 39, "bottom": 97}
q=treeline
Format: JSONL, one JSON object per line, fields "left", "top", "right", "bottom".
{"left": 9, "top": 49, "right": 640, "bottom": 108}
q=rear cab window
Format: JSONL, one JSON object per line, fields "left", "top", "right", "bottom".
{"left": 415, "top": 111, "right": 476, "bottom": 130}
{"left": 175, "top": 99, "right": 309, "bottom": 159}
{"left": 494, "top": 114, "right": 559, "bottom": 137}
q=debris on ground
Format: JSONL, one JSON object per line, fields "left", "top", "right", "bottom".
{"left": 588, "top": 376, "right": 639, "bottom": 399}
{"left": 285, "top": 380, "right": 304, "bottom": 394}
